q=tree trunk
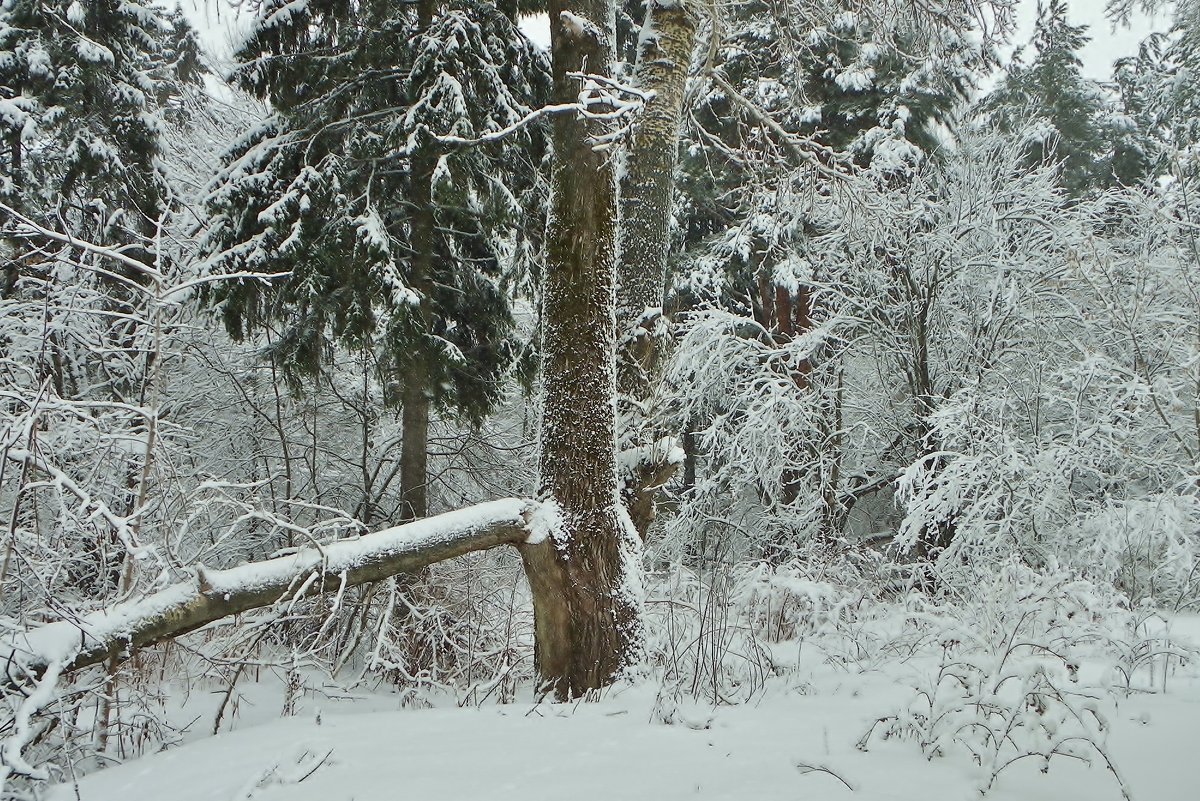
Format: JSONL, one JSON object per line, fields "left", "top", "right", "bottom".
{"left": 2, "top": 500, "right": 537, "bottom": 690}
{"left": 518, "top": 0, "right": 645, "bottom": 700}
{"left": 616, "top": 0, "right": 696, "bottom": 400}
{"left": 399, "top": 378, "right": 430, "bottom": 520}
{"left": 2, "top": 130, "right": 20, "bottom": 298}
{"left": 397, "top": 0, "right": 438, "bottom": 524}
{"left": 615, "top": 1, "right": 697, "bottom": 537}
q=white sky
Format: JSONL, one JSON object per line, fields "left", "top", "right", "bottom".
{"left": 179, "top": 1, "right": 1168, "bottom": 82}
{"left": 177, "top": 0, "right": 252, "bottom": 62}
{"left": 1012, "top": 1, "right": 1167, "bottom": 79}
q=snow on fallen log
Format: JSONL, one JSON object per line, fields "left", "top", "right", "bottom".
{"left": 0, "top": 499, "right": 540, "bottom": 690}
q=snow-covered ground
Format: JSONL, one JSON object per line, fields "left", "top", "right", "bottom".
{"left": 50, "top": 616, "right": 1200, "bottom": 801}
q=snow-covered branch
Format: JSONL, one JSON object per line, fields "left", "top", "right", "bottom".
{"left": 703, "top": 70, "right": 848, "bottom": 179}
{"left": 429, "top": 101, "right": 584, "bottom": 149}
{"left": 4, "top": 446, "right": 159, "bottom": 568}
{"left": 0, "top": 202, "right": 163, "bottom": 282}
{"left": 2, "top": 201, "right": 289, "bottom": 300}
{"left": 567, "top": 71, "right": 657, "bottom": 151}
{"left": 430, "top": 72, "right": 655, "bottom": 154}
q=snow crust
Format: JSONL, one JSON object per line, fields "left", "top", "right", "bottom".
{"left": 523, "top": 498, "right": 562, "bottom": 545}
{"left": 65, "top": 1, "right": 85, "bottom": 26}
{"left": 616, "top": 436, "right": 686, "bottom": 478}
{"left": 44, "top": 624, "right": 1200, "bottom": 801}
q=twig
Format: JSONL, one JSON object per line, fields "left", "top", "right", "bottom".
{"left": 296, "top": 748, "right": 335, "bottom": 783}
{"left": 795, "top": 759, "right": 857, "bottom": 791}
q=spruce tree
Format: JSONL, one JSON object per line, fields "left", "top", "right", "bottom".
{"left": 1107, "top": 42, "right": 1163, "bottom": 186}
{"left": 675, "top": 0, "right": 988, "bottom": 366}
{"left": 202, "top": 0, "right": 549, "bottom": 519}
{"left": 1121, "top": 0, "right": 1200, "bottom": 166}
{"left": 0, "top": 0, "right": 201, "bottom": 383}
{"left": 0, "top": 0, "right": 190, "bottom": 242}
{"left": 1165, "top": 1, "right": 1200, "bottom": 149}
{"left": 670, "top": 0, "right": 990, "bottom": 550}
{"left": 677, "top": 0, "right": 984, "bottom": 296}
{"left": 0, "top": 1, "right": 202, "bottom": 599}
{"left": 983, "top": 0, "right": 1120, "bottom": 195}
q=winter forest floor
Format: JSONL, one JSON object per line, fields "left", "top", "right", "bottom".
{"left": 50, "top": 614, "right": 1200, "bottom": 801}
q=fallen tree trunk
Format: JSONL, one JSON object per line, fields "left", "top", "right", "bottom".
{"left": 1, "top": 499, "right": 540, "bottom": 689}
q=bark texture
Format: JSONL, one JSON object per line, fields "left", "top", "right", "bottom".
{"left": 2, "top": 500, "right": 536, "bottom": 691}
{"left": 616, "top": 1, "right": 697, "bottom": 537}
{"left": 519, "top": 0, "right": 645, "bottom": 700}
{"left": 616, "top": 1, "right": 696, "bottom": 395}
{"left": 399, "top": 377, "right": 431, "bottom": 520}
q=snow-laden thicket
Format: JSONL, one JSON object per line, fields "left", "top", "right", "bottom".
{"left": 663, "top": 129, "right": 1198, "bottom": 597}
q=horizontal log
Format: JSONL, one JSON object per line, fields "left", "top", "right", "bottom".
{"left": 1, "top": 499, "right": 540, "bottom": 688}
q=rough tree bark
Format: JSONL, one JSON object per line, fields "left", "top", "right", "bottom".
{"left": 517, "top": 0, "right": 646, "bottom": 700}
{"left": 399, "top": 374, "right": 431, "bottom": 520}
{"left": 616, "top": 1, "right": 697, "bottom": 538}
{"left": 616, "top": 0, "right": 696, "bottom": 396}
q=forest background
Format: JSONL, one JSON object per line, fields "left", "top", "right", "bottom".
{"left": 1, "top": 0, "right": 1199, "bottom": 797}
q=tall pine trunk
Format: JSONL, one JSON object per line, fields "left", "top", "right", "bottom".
{"left": 519, "top": 0, "right": 645, "bottom": 700}
{"left": 399, "top": 377, "right": 430, "bottom": 520}
{"left": 398, "top": 0, "right": 438, "bottom": 523}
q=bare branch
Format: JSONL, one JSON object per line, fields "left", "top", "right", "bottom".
{"left": 430, "top": 72, "right": 654, "bottom": 153}
{"left": 0, "top": 202, "right": 163, "bottom": 283}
